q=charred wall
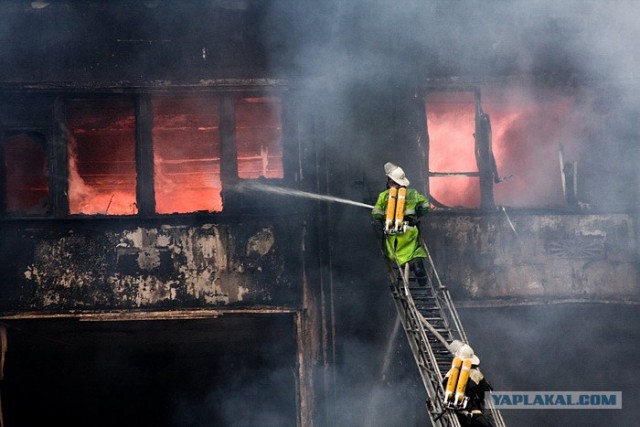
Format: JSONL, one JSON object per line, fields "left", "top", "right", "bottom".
{"left": 0, "top": 218, "right": 298, "bottom": 312}
{"left": 0, "top": 1, "right": 274, "bottom": 83}
{"left": 425, "top": 212, "right": 640, "bottom": 303}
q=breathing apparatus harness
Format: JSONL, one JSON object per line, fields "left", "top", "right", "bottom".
{"left": 383, "top": 186, "right": 409, "bottom": 235}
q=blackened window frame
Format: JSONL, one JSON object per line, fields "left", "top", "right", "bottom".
{"left": 142, "top": 90, "right": 288, "bottom": 216}
{"left": 219, "top": 91, "right": 289, "bottom": 211}
{"left": 423, "top": 87, "right": 497, "bottom": 211}
{"left": 0, "top": 88, "right": 292, "bottom": 218}
{"left": 0, "top": 129, "right": 52, "bottom": 215}
{"left": 0, "top": 93, "right": 61, "bottom": 217}
{"left": 65, "top": 95, "right": 139, "bottom": 216}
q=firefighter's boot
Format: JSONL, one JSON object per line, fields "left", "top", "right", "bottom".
{"left": 413, "top": 259, "right": 427, "bottom": 286}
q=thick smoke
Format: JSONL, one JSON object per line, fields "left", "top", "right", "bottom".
{"left": 260, "top": 0, "right": 640, "bottom": 426}
{"left": 262, "top": 0, "right": 640, "bottom": 209}
{"left": 460, "top": 304, "right": 640, "bottom": 426}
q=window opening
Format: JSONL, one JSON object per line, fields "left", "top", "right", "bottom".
{"left": 152, "top": 96, "right": 222, "bottom": 214}
{"left": 67, "top": 99, "right": 137, "bottom": 215}
{"left": 235, "top": 97, "right": 283, "bottom": 179}
{"left": 3, "top": 131, "right": 49, "bottom": 214}
{"left": 426, "top": 87, "right": 587, "bottom": 209}
{"left": 483, "top": 86, "right": 582, "bottom": 208}
{"left": 426, "top": 91, "right": 479, "bottom": 208}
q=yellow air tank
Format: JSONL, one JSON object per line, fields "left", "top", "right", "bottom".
{"left": 444, "top": 356, "right": 462, "bottom": 405}
{"left": 454, "top": 358, "right": 473, "bottom": 407}
{"left": 394, "top": 187, "right": 406, "bottom": 233}
{"left": 384, "top": 187, "right": 398, "bottom": 233}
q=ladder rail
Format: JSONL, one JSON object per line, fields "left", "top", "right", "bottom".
{"left": 419, "top": 235, "right": 507, "bottom": 427}
{"left": 388, "top": 259, "right": 462, "bottom": 427}
{"left": 420, "top": 235, "right": 468, "bottom": 344}
{"left": 382, "top": 232, "right": 506, "bottom": 427}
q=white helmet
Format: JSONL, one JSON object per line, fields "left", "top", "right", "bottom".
{"left": 384, "top": 162, "right": 397, "bottom": 175}
{"left": 455, "top": 343, "right": 480, "bottom": 365}
{"left": 448, "top": 339, "right": 464, "bottom": 355}
{"left": 384, "top": 162, "right": 410, "bottom": 187}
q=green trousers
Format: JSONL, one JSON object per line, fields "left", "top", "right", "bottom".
{"left": 384, "top": 226, "right": 427, "bottom": 265}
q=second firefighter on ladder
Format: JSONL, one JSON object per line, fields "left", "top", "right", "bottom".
{"left": 371, "top": 162, "right": 429, "bottom": 285}
{"left": 442, "top": 342, "right": 494, "bottom": 427}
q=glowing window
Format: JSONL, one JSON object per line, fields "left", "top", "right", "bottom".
{"left": 152, "top": 97, "right": 222, "bottom": 214}
{"left": 426, "top": 87, "right": 587, "bottom": 208}
{"left": 235, "top": 97, "right": 283, "bottom": 179}
{"left": 483, "top": 86, "right": 578, "bottom": 208}
{"left": 3, "top": 131, "right": 49, "bottom": 214}
{"left": 67, "top": 99, "right": 138, "bottom": 215}
{"left": 426, "top": 92, "right": 479, "bottom": 208}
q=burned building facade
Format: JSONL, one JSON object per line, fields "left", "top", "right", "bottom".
{"left": 1, "top": 1, "right": 639, "bottom": 426}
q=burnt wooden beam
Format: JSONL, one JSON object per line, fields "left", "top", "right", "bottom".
{"left": 429, "top": 171, "right": 481, "bottom": 177}
{"left": 135, "top": 94, "right": 155, "bottom": 215}
{"left": 280, "top": 92, "right": 300, "bottom": 183}
{"left": 0, "top": 307, "right": 301, "bottom": 322}
{"left": 0, "top": 131, "right": 5, "bottom": 214}
{"left": 220, "top": 94, "right": 239, "bottom": 207}
{"left": 474, "top": 89, "right": 496, "bottom": 210}
{"left": 220, "top": 95, "right": 238, "bottom": 181}
{"left": 52, "top": 97, "right": 69, "bottom": 216}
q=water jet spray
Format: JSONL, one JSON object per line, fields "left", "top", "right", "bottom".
{"left": 233, "top": 181, "right": 374, "bottom": 209}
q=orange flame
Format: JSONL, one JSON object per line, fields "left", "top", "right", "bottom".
{"left": 152, "top": 96, "right": 222, "bottom": 214}
{"left": 427, "top": 87, "right": 589, "bottom": 208}
{"left": 427, "top": 93, "right": 479, "bottom": 207}
{"left": 236, "top": 97, "right": 284, "bottom": 180}
{"left": 68, "top": 132, "right": 138, "bottom": 215}
{"left": 67, "top": 99, "right": 138, "bottom": 215}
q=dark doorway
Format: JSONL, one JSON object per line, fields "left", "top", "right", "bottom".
{"left": 1, "top": 313, "right": 298, "bottom": 427}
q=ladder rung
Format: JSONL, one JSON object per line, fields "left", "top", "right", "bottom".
{"left": 385, "top": 252, "right": 507, "bottom": 427}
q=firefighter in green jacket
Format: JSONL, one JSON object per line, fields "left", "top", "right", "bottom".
{"left": 371, "top": 162, "right": 429, "bottom": 284}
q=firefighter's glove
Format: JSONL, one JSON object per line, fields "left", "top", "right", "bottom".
{"left": 406, "top": 217, "right": 420, "bottom": 227}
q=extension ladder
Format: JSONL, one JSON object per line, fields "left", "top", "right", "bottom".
{"left": 385, "top": 236, "right": 506, "bottom": 427}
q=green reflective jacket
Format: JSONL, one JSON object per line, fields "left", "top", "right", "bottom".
{"left": 371, "top": 188, "right": 429, "bottom": 265}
